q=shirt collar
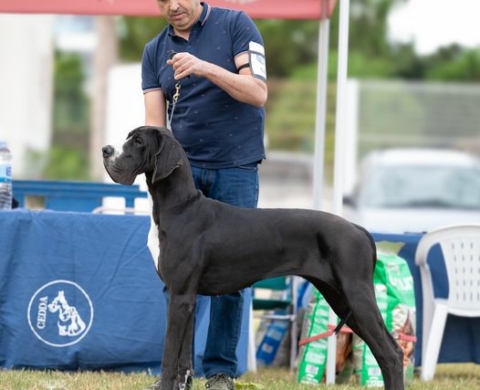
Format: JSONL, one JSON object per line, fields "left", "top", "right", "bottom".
{"left": 198, "top": 2, "right": 211, "bottom": 26}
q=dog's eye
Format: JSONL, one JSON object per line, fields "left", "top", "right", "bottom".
{"left": 133, "top": 136, "right": 143, "bottom": 145}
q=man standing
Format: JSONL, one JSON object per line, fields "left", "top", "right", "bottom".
{"left": 141, "top": 1, "right": 267, "bottom": 389}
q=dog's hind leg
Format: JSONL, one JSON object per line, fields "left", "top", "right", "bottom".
{"left": 337, "top": 278, "right": 404, "bottom": 390}
{"left": 347, "top": 285, "right": 404, "bottom": 390}
{"left": 324, "top": 230, "right": 404, "bottom": 390}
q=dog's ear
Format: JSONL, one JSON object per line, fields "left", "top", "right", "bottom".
{"left": 152, "top": 133, "right": 183, "bottom": 183}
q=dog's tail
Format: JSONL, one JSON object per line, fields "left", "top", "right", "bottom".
{"left": 332, "top": 310, "right": 352, "bottom": 334}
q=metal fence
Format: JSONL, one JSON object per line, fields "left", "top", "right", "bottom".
{"left": 356, "top": 80, "right": 480, "bottom": 158}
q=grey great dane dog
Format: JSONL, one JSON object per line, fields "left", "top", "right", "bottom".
{"left": 102, "top": 126, "right": 404, "bottom": 390}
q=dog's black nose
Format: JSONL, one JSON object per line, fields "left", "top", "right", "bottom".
{"left": 102, "top": 145, "right": 114, "bottom": 158}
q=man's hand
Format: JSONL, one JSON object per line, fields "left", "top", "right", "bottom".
{"left": 167, "top": 52, "right": 204, "bottom": 80}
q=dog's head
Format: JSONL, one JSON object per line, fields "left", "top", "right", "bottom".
{"left": 102, "top": 126, "right": 183, "bottom": 185}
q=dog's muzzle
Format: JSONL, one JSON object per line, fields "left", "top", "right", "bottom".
{"left": 102, "top": 145, "right": 115, "bottom": 159}
{"left": 102, "top": 144, "right": 136, "bottom": 185}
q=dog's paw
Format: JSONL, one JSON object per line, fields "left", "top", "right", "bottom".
{"left": 177, "top": 370, "right": 193, "bottom": 390}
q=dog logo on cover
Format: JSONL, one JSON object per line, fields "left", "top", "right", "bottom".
{"left": 48, "top": 290, "right": 87, "bottom": 337}
{"left": 27, "top": 280, "right": 94, "bottom": 347}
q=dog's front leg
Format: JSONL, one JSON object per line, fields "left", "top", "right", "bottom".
{"left": 161, "top": 292, "right": 196, "bottom": 390}
{"left": 176, "top": 294, "right": 195, "bottom": 390}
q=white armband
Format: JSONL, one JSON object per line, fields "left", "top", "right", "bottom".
{"left": 248, "top": 41, "right": 267, "bottom": 81}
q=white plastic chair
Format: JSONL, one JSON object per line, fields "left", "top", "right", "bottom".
{"left": 415, "top": 224, "right": 480, "bottom": 381}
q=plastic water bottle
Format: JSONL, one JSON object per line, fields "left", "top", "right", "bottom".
{"left": 0, "top": 140, "right": 12, "bottom": 210}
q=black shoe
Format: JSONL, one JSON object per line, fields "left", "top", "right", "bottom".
{"left": 205, "top": 374, "right": 234, "bottom": 390}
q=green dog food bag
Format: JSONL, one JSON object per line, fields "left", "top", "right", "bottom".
{"left": 297, "top": 289, "right": 330, "bottom": 384}
{"left": 375, "top": 249, "right": 416, "bottom": 381}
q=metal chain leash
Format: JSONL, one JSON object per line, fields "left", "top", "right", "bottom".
{"left": 167, "top": 82, "right": 181, "bottom": 130}
{"left": 172, "top": 82, "right": 181, "bottom": 104}
{"left": 167, "top": 50, "right": 182, "bottom": 130}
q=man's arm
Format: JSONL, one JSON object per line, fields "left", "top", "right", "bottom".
{"left": 144, "top": 89, "right": 167, "bottom": 127}
{"left": 167, "top": 52, "right": 267, "bottom": 107}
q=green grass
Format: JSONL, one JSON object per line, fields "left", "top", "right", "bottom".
{"left": 1, "top": 365, "right": 479, "bottom": 390}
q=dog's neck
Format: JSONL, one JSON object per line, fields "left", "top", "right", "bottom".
{"left": 145, "top": 164, "right": 198, "bottom": 224}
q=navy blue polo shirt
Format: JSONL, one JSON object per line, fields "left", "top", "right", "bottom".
{"left": 141, "top": 2, "right": 266, "bottom": 168}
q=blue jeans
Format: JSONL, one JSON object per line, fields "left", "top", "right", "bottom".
{"left": 191, "top": 163, "right": 259, "bottom": 379}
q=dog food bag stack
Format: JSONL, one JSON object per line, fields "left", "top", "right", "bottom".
{"left": 296, "top": 287, "right": 386, "bottom": 386}
{"left": 297, "top": 249, "right": 416, "bottom": 386}
{"left": 373, "top": 250, "right": 416, "bottom": 381}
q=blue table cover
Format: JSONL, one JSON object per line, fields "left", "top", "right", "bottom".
{"left": 0, "top": 209, "right": 250, "bottom": 376}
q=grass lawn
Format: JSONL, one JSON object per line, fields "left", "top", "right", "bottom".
{"left": 1, "top": 364, "right": 479, "bottom": 390}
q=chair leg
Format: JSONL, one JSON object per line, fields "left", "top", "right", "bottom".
{"left": 289, "top": 316, "right": 298, "bottom": 371}
{"left": 421, "top": 303, "right": 448, "bottom": 381}
{"left": 421, "top": 296, "right": 435, "bottom": 367}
